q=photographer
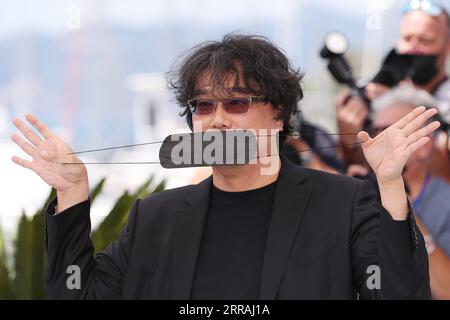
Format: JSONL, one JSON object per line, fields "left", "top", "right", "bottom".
{"left": 336, "top": 0, "right": 450, "bottom": 168}
{"left": 399, "top": 0, "right": 450, "bottom": 113}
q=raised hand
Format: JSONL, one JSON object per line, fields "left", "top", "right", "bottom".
{"left": 357, "top": 106, "right": 440, "bottom": 183}
{"left": 357, "top": 106, "right": 441, "bottom": 220}
{"left": 11, "top": 114, "right": 89, "bottom": 212}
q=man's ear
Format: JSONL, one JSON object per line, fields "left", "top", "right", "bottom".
{"left": 273, "top": 106, "right": 284, "bottom": 130}
{"left": 276, "top": 120, "right": 283, "bottom": 131}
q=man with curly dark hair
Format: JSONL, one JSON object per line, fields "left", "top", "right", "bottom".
{"left": 12, "top": 34, "right": 437, "bottom": 299}
{"left": 167, "top": 34, "right": 303, "bottom": 136}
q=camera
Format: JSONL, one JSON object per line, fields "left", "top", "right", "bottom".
{"left": 319, "top": 32, "right": 371, "bottom": 109}
{"left": 320, "top": 31, "right": 449, "bottom": 134}
{"left": 320, "top": 31, "right": 440, "bottom": 96}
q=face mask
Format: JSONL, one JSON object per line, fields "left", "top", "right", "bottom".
{"left": 408, "top": 54, "right": 440, "bottom": 85}
{"left": 372, "top": 49, "right": 439, "bottom": 87}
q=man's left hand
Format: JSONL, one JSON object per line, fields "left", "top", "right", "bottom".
{"left": 357, "top": 106, "right": 440, "bottom": 184}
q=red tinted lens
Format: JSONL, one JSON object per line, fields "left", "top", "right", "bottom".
{"left": 194, "top": 100, "right": 215, "bottom": 115}
{"left": 223, "top": 98, "right": 250, "bottom": 114}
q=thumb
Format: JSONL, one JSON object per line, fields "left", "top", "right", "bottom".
{"left": 357, "top": 131, "right": 370, "bottom": 144}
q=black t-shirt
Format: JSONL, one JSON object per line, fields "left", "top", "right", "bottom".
{"left": 191, "top": 181, "right": 277, "bottom": 299}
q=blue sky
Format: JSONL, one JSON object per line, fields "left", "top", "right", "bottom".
{"left": 0, "top": 0, "right": 383, "bottom": 39}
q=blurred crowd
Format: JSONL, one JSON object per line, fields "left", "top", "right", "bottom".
{"left": 284, "top": 0, "right": 450, "bottom": 299}
{"left": 188, "top": 0, "right": 450, "bottom": 299}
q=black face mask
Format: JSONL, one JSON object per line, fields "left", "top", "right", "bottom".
{"left": 372, "top": 49, "right": 439, "bottom": 87}
{"left": 408, "top": 54, "right": 439, "bottom": 85}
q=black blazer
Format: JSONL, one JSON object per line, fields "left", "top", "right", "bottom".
{"left": 45, "top": 158, "right": 430, "bottom": 299}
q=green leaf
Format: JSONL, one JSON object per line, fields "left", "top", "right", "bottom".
{"left": 42, "top": 189, "right": 57, "bottom": 210}
{"left": 91, "top": 190, "right": 135, "bottom": 253}
{"left": 91, "top": 175, "right": 165, "bottom": 254}
{"left": 0, "top": 225, "right": 14, "bottom": 299}
{"left": 2, "top": 175, "right": 166, "bottom": 299}
{"left": 0, "top": 224, "right": 6, "bottom": 263}
{"left": 29, "top": 211, "right": 46, "bottom": 299}
{"left": 10, "top": 188, "right": 54, "bottom": 300}
{"left": 90, "top": 178, "right": 106, "bottom": 204}
{"left": 10, "top": 212, "right": 34, "bottom": 299}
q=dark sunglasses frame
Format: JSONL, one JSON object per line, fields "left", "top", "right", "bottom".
{"left": 187, "top": 96, "right": 267, "bottom": 115}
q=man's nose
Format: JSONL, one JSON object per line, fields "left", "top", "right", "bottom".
{"left": 211, "top": 103, "right": 231, "bottom": 129}
{"left": 403, "top": 40, "right": 423, "bottom": 55}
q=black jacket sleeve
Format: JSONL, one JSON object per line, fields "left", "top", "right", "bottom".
{"left": 350, "top": 180, "right": 431, "bottom": 299}
{"left": 45, "top": 197, "right": 140, "bottom": 299}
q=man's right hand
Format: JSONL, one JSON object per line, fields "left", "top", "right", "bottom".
{"left": 11, "top": 114, "right": 89, "bottom": 213}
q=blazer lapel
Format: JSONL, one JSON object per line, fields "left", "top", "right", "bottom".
{"left": 170, "top": 176, "right": 212, "bottom": 299}
{"left": 169, "top": 158, "right": 313, "bottom": 300}
{"left": 260, "top": 159, "right": 312, "bottom": 299}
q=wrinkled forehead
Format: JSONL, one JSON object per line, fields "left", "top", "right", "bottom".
{"left": 400, "top": 11, "right": 448, "bottom": 36}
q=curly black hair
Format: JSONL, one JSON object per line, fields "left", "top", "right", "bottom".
{"left": 167, "top": 33, "right": 304, "bottom": 134}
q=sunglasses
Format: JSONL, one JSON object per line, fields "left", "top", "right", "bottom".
{"left": 187, "top": 96, "right": 267, "bottom": 115}
{"left": 403, "top": 0, "right": 444, "bottom": 16}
